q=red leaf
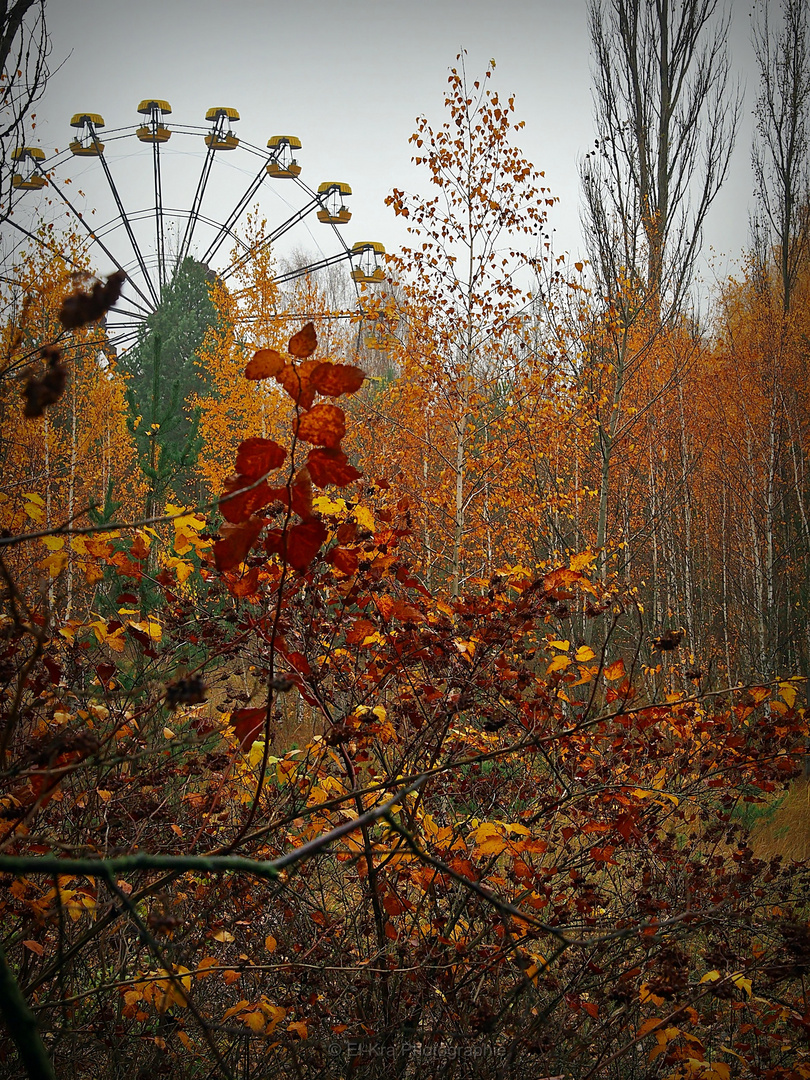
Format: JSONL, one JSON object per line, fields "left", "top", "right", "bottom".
{"left": 245, "top": 348, "right": 285, "bottom": 380}
{"left": 231, "top": 707, "right": 266, "bottom": 750}
{"left": 288, "top": 321, "right": 317, "bottom": 359}
{"left": 275, "top": 359, "right": 319, "bottom": 409}
{"left": 307, "top": 447, "right": 362, "bottom": 488}
{"left": 235, "top": 438, "right": 286, "bottom": 481}
{"left": 310, "top": 362, "right": 366, "bottom": 397}
{"left": 291, "top": 466, "right": 313, "bottom": 518}
{"left": 287, "top": 517, "right": 327, "bottom": 571}
{"left": 281, "top": 650, "right": 312, "bottom": 676}
{"left": 295, "top": 404, "right": 346, "bottom": 448}
{"left": 219, "top": 474, "right": 271, "bottom": 524}
{"left": 214, "top": 518, "right": 264, "bottom": 572}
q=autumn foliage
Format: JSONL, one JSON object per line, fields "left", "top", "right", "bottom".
{"left": 1, "top": 51, "right": 810, "bottom": 1080}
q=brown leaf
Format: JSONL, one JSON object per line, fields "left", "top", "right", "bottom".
{"left": 310, "top": 362, "right": 366, "bottom": 397}
{"left": 214, "top": 517, "right": 264, "bottom": 572}
{"left": 307, "top": 447, "right": 362, "bottom": 488}
{"left": 22, "top": 347, "right": 66, "bottom": 418}
{"left": 295, "top": 404, "right": 346, "bottom": 448}
{"left": 235, "top": 438, "right": 286, "bottom": 481}
{"left": 245, "top": 348, "right": 285, "bottom": 380}
{"left": 288, "top": 321, "right": 317, "bottom": 359}
{"left": 653, "top": 629, "right": 684, "bottom": 652}
{"left": 59, "top": 271, "right": 125, "bottom": 330}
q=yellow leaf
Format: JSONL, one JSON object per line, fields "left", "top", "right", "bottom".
{"left": 42, "top": 551, "right": 68, "bottom": 579}
{"left": 779, "top": 683, "right": 797, "bottom": 709}
{"left": 730, "top": 971, "right": 752, "bottom": 997}
{"left": 749, "top": 686, "right": 770, "bottom": 704}
{"left": 547, "top": 655, "right": 571, "bottom": 674}
{"left": 163, "top": 727, "right": 176, "bottom": 740}
{"left": 23, "top": 493, "right": 45, "bottom": 523}
{"left": 570, "top": 550, "right": 595, "bottom": 571}
{"left": 287, "top": 1020, "right": 308, "bottom": 1039}
{"left": 548, "top": 639, "right": 570, "bottom": 651}
{"left": 128, "top": 619, "right": 162, "bottom": 642}
{"left": 264, "top": 935, "right": 277, "bottom": 953}
{"left": 313, "top": 494, "right": 347, "bottom": 517}
{"left": 353, "top": 504, "right": 375, "bottom": 532}
{"left": 604, "top": 658, "right": 626, "bottom": 681}
{"left": 41, "top": 535, "right": 65, "bottom": 551}
{"left": 575, "top": 645, "right": 595, "bottom": 662}
{"left": 212, "top": 930, "right": 234, "bottom": 943}
{"left": 700, "top": 969, "right": 721, "bottom": 983}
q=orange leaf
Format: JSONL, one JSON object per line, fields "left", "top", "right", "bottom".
{"left": 245, "top": 348, "right": 285, "bottom": 380}
{"left": 291, "top": 466, "right": 313, "bottom": 518}
{"left": 295, "top": 404, "right": 346, "bottom": 448}
{"left": 603, "top": 658, "right": 626, "bottom": 682}
{"left": 328, "top": 546, "right": 360, "bottom": 576}
{"left": 23, "top": 940, "right": 44, "bottom": 956}
{"left": 214, "top": 518, "right": 264, "bottom": 572}
{"left": 310, "top": 362, "right": 366, "bottom": 397}
{"left": 288, "top": 322, "right": 317, "bottom": 359}
{"left": 346, "top": 617, "right": 376, "bottom": 644}
{"left": 228, "top": 567, "right": 260, "bottom": 598}
{"left": 275, "top": 359, "right": 320, "bottom": 409}
{"left": 307, "top": 447, "right": 362, "bottom": 488}
{"left": 231, "top": 707, "right": 266, "bottom": 750}
{"left": 235, "top": 438, "right": 286, "bottom": 481}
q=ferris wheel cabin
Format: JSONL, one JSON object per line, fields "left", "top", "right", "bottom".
{"left": 205, "top": 108, "right": 240, "bottom": 151}
{"left": 266, "top": 136, "right": 302, "bottom": 179}
{"left": 11, "top": 147, "right": 46, "bottom": 190}
{"left": 351, "top": 241, "right": 386, "bottom": 284}
{"left": 317, "top": 182, "right": 352, "bottom": 225}
{"left": 69, "top": 113, "right": 105, "bottom": 156}
{"left": 136, "top": 99, "right": 172, "bottom": 144}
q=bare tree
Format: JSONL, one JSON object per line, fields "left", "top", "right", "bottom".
{"left": 0, "top": 0, "right": 49, "bottom": 220}
{"left": 578, "top": 1, "right": 739, "bottom": 595}
{"left": 752, "top": 0, "right": 810, "bottom": 313}
{"left": 581, "top": 0, "right": 739, "bottom": 313}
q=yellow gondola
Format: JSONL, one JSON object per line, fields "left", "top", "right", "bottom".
{"left": 69, "top": 113, "right": 105, "bottom": 156}
{"left": 316, "top": 181, "right": 352, "bottom": 224}
{"left": 351, "top": 241, "right": 386, "bottom": 284}
{"left": 11, "top": 147, "right": 46, "bottom": 189}
{"left": 266, "top": 135, "right": 302, "bottom": 178}
{"left": 136, "top": 99, "right": 172, "bottom": 144}
{"left": 204, "top": 107, "right": 239, "bottom": 151}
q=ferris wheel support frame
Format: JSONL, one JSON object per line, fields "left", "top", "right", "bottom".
{"left": 8, "top": 108, "right": 389, "bottom": 351}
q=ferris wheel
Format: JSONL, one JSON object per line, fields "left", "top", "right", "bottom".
{"left": 7, "top": 99, "right": 387, "bottom": 354}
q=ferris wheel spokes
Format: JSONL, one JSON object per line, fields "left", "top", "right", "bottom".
{"left": 71, "top": 113, "right": 160, "bottom": 307}
{"left": 135, "top": 100, "right": 171, "bottom": 290}
{"left": 199, "top": 140, "right": 296, "bottom": 267}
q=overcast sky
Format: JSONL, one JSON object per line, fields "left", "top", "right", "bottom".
{"left": 14, "top": 0, "right": 762, "bottom": 307}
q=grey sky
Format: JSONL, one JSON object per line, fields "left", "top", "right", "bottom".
{"left": 16, "top": 0, "right": 761, "bottom": 305}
